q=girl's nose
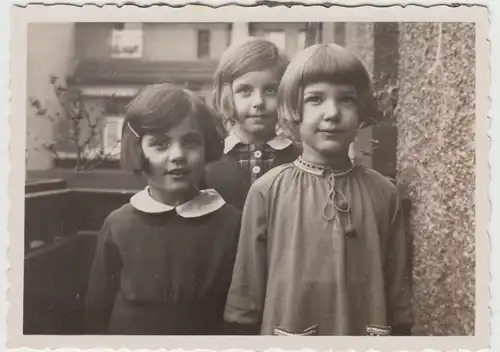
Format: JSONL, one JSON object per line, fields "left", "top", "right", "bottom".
{"left": 251, "top": 91, "right": 265, "bottom": 109}
{"left": 323, "top": 100, "right": 340, "bottom": 121}
{"left": 167, "top": 142, "right": 186, "bottom": 162}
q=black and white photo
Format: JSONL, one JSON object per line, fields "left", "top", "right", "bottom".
{"left": 7, "top": 4, "right": 490, "bottom": 351}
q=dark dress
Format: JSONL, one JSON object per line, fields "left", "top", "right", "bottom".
{"left": 84, "top": 189, "right": 241, "bottom": 335}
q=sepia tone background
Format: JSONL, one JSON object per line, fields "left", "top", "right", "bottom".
{"left": 24, "top": 21, "right": 475, "bottom": 336}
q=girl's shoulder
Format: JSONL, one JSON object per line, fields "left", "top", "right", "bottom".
{"left": 356, "top": 165, "right": 397, "bottom": 188}
{"left": 102, "top": 203, "right": 142, "bottom": 231}
{"left": 205, "top": 154, "right": 237, "bottom": 169}
{"left": 204, "top": 155, "right": 241, "bottom": 182}
{"left": 212, "top": 203, "right": 242, "bottom": 237}
{"left": 354, "top": 165, "right": 402, "bottom": 205}
{"left": 106, "top": 202, "right": 137, "bottom": 221}
{"left": 250, "top": 163, "right": 296, "bottom": 193}
{"left": 218, "top": 202, "right": 242, "bottom": 217}
{"left": 210, "top": 202, "right": 242, "bottom": 225}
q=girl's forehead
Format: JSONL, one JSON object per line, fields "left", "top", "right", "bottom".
{"left": 303, "top": 81, "right": 357, "bottom": 92}
{"left": 233, "top": 68, "right": 281, "bottom": 85}
{"left": 144, "top": 115, "right": 202, "bottom": 139}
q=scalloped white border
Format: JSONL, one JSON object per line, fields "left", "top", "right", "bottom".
{"left": 3, "top": 1, "right": 497, "bottom": 351}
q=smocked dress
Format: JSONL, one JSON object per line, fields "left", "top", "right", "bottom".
{"left": 84, "top": 188, "right": 241, "bottom": 335}
{"left": 224, "top": 157, "right": 413, "bottom": 336}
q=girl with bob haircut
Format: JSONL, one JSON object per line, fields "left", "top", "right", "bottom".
{"left": 204, "top": 37, "right": 300, "bottom": 210}
{"left": 224, "top": 44, "right": 413, "bottom": 336}
{"left": 84, "top": 83, "right": 241, "bottom": 335}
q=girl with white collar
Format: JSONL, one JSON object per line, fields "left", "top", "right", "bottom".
{"left": 84, "top": 83, "right": 241, "bottom": 335}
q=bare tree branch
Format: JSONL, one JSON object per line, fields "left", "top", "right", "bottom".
{"left": 28, "top": 75, "right": 119, "bottom": 171}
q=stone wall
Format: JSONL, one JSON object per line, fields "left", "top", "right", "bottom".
{"left": 396, "top": 22, "right": 476, "bottom": 335}
{"left": 342, "top": 21, "right": 476, "bottom": 335}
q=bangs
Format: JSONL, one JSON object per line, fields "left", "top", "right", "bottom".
{"left": 126, "top": 86, "right": 198, "bottom": 136}
{"left": 227, "top": 48, "right": 287, "bottom": 81}
{"left": 217, "top": 38, "right": 289, "bottom": 83}
{"left": 277, "top": 44, "right": 377, "bottom": 141}
{"left": 299, "top": 45, "right": 371, "bottom": 92}
{"left": 122, "top": 83, "right": 224, "bottom": 170}
{"left": 213, "top": 37, "right": 289, "bottom": 124}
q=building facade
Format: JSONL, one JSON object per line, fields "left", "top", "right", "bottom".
{"left": 28, "top": 22, "right": 338, "bottom": 170}
{"left": 28, "top": 22, "right": 367, "bottom": 170}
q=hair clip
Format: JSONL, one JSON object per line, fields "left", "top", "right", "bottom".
{"left": 128, "top": 121, "right": 140, "bottom": 138}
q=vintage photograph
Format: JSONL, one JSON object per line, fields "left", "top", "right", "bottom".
{"left": 8, "top": 3, "right": 490, "bottom": 351}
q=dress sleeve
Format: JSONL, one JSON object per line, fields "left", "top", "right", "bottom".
{"left": 385, "top": 193, "right": 414, "bottom": 335}
{"left": 223, "top": 184, "right": 268, "bottom": 333}
{"left": 83, "top": 218, "right": 122, "bottom": 334}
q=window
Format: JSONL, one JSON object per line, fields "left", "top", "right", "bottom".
{"left": 111, "top": 23, "right": 143, "bottom": 59}
{"left": 197, "top": 30, "right": 211, "bottom": 59}
{"left": 103, "top": 116, "right": 124, "bottom": 157}
{"left": 264, "top": 31, "right": 286, "bottom": 51}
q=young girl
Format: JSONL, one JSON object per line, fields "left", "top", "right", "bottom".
{"left": 224, "top": 44, "right": 413, "bottom": 336}
{"left": 84, "top": 84, "right": 241, "bottom": 335}
{"left": 204, "top": 38, "right": 300, "bottom": 210}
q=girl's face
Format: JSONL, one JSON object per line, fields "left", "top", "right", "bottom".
{"left": 299, "top": 81, "right": 360, "bottom": 165}
{"left": 141, "top": 115, "right": 205, "bottom": 205}
{"left": 231, "top": 68, "right": 280, "bottom": 140}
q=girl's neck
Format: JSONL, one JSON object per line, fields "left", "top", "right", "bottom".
{"left": 301, "top": 147, "right": 353, "bottom": 173}
{"left": 148, "top": 185, "right": 199, "bottom": 207}
{"left": 233, "top": 124, "right": 276, "bottom": 145}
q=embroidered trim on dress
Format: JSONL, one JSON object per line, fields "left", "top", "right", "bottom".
{"left": 273, "top": 325, "right": 318, "bottom": 336}
{"left": 366, "top": 324, "right": 392, "bottom": 336}
{"left": 293, "top": 157, "right": 355, "bottom": 177}
{"left": 293, "top": 157, "right": 356, "bottom": 236}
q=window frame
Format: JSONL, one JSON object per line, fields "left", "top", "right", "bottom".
{"left": 102, "top": 116, "right": 124, "bottom": 159}
{"left": 111, "top": 22, "right": 144, "bottom": 59}
{"left": 197, "top": 29, "right": 211, "bottom": 59}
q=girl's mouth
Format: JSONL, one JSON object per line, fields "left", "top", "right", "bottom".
{"left": 319, "top": 129, "right": 344, "bottom": 136}
{"left": 247, "top": 114, "right": 270, "bottom": 119}
{"left": 165, "top": 169, "right": 191, "bottom": 177}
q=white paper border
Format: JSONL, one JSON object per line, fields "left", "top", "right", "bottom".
{"left": 3, "top": 1, "right": 497, "bottom": 351}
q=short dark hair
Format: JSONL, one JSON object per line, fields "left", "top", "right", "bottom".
{"left": 121, "top": 83, "right": 224, "bottom": 173}
{"left": 278, "top": 44, "right": 377, "bottom": 143}
{"left": 212, "top": 37, "right": 290, "bottom": 127}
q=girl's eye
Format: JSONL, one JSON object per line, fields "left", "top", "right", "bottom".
{"left": 340, "top": 96, "right": 358, "bottom": 105}
{"left": 149, "top": 137, "right": 171, "bottom": 150}
{"left": 304, "top": 95, "right": 323, "bottom": 105}
{"left": 236, "top": 86, "right": 253, "bottom": 96}
{"left": 183, "top": 136, "right": 203, "bottom": 148}
{"left": 154, "top": 142, "right": 170, "bottom": 150}
{"left": 265, "top": 86, "right": 278, "bottom": 95}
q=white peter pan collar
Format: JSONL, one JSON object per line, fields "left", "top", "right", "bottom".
{"left": 130, "top": 187, "right": 226, "bottom": 218}
{"left": 223, "top": 129, "right": 293, "bottom": 154}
